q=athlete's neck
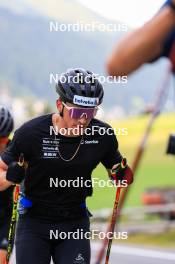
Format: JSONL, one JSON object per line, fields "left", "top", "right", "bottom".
{"left": 52, "top": 113, "right": 81, "bottom": 137}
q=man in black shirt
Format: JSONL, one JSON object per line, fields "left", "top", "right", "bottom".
{"left": 0, "top": 105, "right": 14, "bottom": 264}
{"left": 0, "top": 69, "right": 133, "bottom": 264}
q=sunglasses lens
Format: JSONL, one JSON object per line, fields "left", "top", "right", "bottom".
{"left": 69, "top": 108, "right": 96, "bottom": 119}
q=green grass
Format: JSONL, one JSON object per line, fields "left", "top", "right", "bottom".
{"left": 87, "top": 113, "right": 175, "bottom": 210}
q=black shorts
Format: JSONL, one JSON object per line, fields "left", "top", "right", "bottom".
{"left": 0, "top": 217, "right": 11, "bottom": 250}
{"left": 15, "top": 214, "right": 91, "bottom": 264}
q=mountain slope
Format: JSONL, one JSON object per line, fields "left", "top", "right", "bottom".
{"left": 0, "top": 2, "right": 171, "bottom": 114}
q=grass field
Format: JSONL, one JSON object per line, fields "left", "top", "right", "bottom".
{"left": 115, "top": 230, "right": 175, "bottom": 249}
{"left": 87, "top": 112, "right": 175, "bottom": 211}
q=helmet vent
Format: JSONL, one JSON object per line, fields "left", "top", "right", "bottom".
{"left": 55, "top": 68, "right": 104, "bottom": 105}
{"left": 81, "top": 89, "right": 86, "bottom": 96}
{"left": 70, "top": 86, "right": 76, "bottom": 94}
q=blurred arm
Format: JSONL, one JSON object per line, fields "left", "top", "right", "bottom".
{"left": 107, "top": 5, "right": 175, "bottom": 76}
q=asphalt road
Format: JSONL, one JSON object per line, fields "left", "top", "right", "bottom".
{"left": 9, "top": 243, "right": 175, "bottom": 263}
{"left": 91, "top": 243, "right": 175, "bottom": 264}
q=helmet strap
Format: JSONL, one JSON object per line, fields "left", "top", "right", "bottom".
{"left": 56, "top": 99, "right": 64, "bottom": 118}
{"left": 60, "top": 104, "right": 64, "bottom": 117}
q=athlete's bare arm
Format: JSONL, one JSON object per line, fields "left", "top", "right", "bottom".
{"left": 107, "top": 3, "right": 175, "bottom": 76}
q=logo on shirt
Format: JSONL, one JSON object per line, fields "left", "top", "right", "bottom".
{"left": 42, "top": 138, "right": 59, "bottom": 159}
{"left": 73, "top": 253, "right": 86, "bottom": 264}
{"left": 81, "top": 140, "right": 99, "bottom": 145}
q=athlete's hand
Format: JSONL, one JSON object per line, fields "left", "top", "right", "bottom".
{"left": 111, "top": 158, "right": 133, "bottom": 186}
{"left": 6, "top": 154, "right": 26, "bottom": 184}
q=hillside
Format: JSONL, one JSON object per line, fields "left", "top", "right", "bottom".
{"left": 0, "top": 0, "right": 173, "bottom": 114}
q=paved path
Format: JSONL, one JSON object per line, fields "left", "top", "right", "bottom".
{"left": 9, "top": 243, "right": 175, "bottom": 263}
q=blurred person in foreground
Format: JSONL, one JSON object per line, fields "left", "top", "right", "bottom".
{"left": 107, "top": 0, "right": 175, "bottom": 76}
{"left": 0, "top": 106, "right": 14, "bottom": 264}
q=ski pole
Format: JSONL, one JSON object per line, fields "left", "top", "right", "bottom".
{"left": 6, "top": 185, "right": 20, "bottom": 264}
{"left": 95, "top": 63, "right": 172, "bottom": 264}
{"left": 104, "top": 158, "right": 127, "bottom": 264}
{"left": 104, "top": 186, "right": 121, "bottom": 264}
{"left": 6, "top": 154, "right": 24, "bottom": 264}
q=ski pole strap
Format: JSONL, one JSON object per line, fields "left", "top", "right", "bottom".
{"left": 80, "top": 202, "right": 86, "bottom": 209}
{"left": 18, "top": 196, "right": 33, "bottom": 215}
{"left": 19, "top": 196, "right": 33, "bottom": 208}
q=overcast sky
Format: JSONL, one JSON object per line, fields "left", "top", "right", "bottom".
{"left": 79, "top": 0, "right": 165, "bottom": 27}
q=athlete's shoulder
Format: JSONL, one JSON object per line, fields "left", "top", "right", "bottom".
{"left": 15, "top": 114, "right": 52, "bottom": 138}
{"left": 24, "top": 114, "right": 51, "bottom": 126}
